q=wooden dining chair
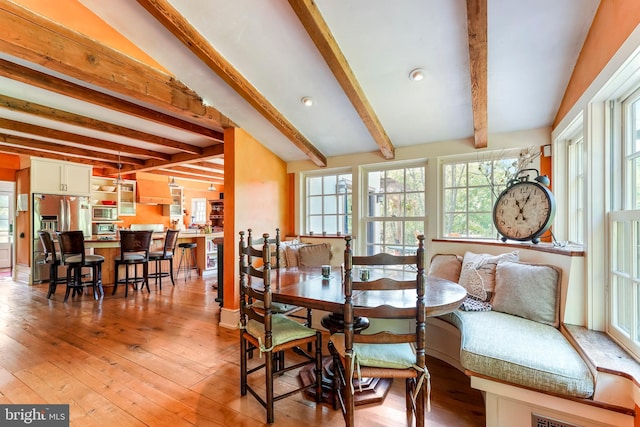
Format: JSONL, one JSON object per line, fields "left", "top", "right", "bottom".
{"left": 328, "top": 234, "right": 429, "bottom": 427}
{"left": 56, "top": 230, "right": 105, "bottom": 303}
{"left": 148, "top": 229, "right": 179, "bottom": 289}
{"left": 246, "top": 228, "right": 310, "bottom": 326}
{"left": 113, "top": 230, "right": 153, "bottom": 297}
{"left": 239, "top": 230, "right": 323, "bottom": 424}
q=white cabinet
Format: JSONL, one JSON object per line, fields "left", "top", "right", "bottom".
{"left": 31, "top": 158, "right": 92, "bottom": 196}
{"left": 162, "top": 186, "right": 183, "bottom": 218}
{"left": 205, "top": 235, "right": 218, "bottom": 271}
{"left": 118, "top": 180, "right": 136, "bottom": 216}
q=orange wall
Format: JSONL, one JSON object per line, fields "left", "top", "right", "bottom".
{"left": 0, "top": 153, "right": 20, "bottom": 181}
{"left": 222, "top": 128, "right": 289, "bottom": 311}
{"left": 555, "top": 0, "right": 640, "bottom": 125}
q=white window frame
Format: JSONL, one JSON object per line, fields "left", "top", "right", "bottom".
{"left": 360, "top": 162, "right": 427, "bottom": 259}
{"left": 440, "top": 151, "right": 527, "bottom": 239}
{"left": 191, "top": 197, "right": 207, "bottom": 225}
{"left": 303, "top": 169, "right": 353, "bottom": 236}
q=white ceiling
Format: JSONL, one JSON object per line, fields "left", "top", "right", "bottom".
{"left": 0, "top": 0, "right": 600, "bottom": 175}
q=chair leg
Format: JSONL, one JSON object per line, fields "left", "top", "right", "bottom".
{"left": 314, "top": 331, "right": 322, "bottom": 403}
{"left": 47, "top": 264, "right": 56, "bottom": 298}
{"left": 63, "top": 266, "right": 73, "bottom": 303}
{"left": 240, "top": 333, "right": 248, "bottom": 396}
{"left": 265, "top": 349, "right": 274, "bottom": 424}
{"left": 143, "top": 263, "right": 150, "bottom": 292}
{"left": 92, "top": 265, "right": 98, "bottom": 300}
{"left": 97, "top": 263, "right": 104, "bottom": 297}
{"left": 169, "top": 259, "right": 175, "bottom": 286}
{"left": 113, "top": 263, "right": 120, "bottom": 295}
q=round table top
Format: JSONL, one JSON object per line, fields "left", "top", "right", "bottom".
{"left": 253, "top": 266, "right": 467, "bottom": 316}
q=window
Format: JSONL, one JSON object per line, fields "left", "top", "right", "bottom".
{"left": 305, "top": 172, "right": 352, "bottom": 235}
{"left": 609, "top": 88, "right": 640, "bottom": 358}
{"left": 0, "top": 193, "right": 8, "bottom": 244}
{"left": 191, "top": 198, "right": 207, "bottom": 225}
{"left": 363, "top": 165, "right": 425, "bottom": 257}
{"left": 567, "top": 134, "right": 585, "bottom": 244}
{"left": 442, "top": 155, "right": 518, "bottom": 239}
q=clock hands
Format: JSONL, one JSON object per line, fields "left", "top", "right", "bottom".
{"left": 514, "top": 194, "right": 532, "bottom": 221}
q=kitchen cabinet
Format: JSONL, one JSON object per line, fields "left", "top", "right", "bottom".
{"left": 91, "top": 177, "right": 136, "bottom": 217}
{"left": 90, "top": 177, "right": 119, "bottom": 223}
{"left": 118, "top": 180, "right": 136, "bottom": 216}
{"left": 163, "top": 186, "right": 183, "bottom": 218}
{"left": 209, "top": 199, "right": 224, "bottom": 231}
{"left": 31, "top": 158, "right": 92, "bottom": 196}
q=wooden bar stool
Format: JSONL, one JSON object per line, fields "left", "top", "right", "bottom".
{"left": 148, "top": 229, "right": 179, "bottom": 289}
{"left": 113, "top": 230, "right": 153, "bottom": 297}
{"left": 175, "top": 241, "right": 198, "bottom": 281}
{"left": 56, "top": 230, "right": 104, "bottom": 302}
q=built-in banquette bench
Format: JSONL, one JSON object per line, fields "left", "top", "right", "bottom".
{"left": 425, "top": 240, "right": 637, "bottom": 427}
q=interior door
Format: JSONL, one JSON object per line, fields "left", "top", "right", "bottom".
{"left": 0, "top": 191, "right": 12, "bottom": 269}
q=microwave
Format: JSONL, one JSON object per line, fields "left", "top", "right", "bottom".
{"left": 92, "top": 223, "right": 116, "bottom": 235}
{"left": 92, "top": 206, "right": 118, "bottom": 221}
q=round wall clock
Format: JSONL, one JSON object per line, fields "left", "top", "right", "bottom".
{"left": 492, "top": 169, "right": 556, "bottom": 244}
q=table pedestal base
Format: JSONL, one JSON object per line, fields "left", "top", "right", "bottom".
{"left": 299, "top": 356, "right": 393, "bottom": 406}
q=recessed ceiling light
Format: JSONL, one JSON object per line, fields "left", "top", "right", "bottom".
{"left": 301, "top": 96, "right": 313, "bottom": 106}
{"left": 409, "top": 68, "right": 425, "bottom": 81}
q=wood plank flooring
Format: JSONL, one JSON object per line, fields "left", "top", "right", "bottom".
{"left": 0, "top": 273, "right": 484, "bottom": 426}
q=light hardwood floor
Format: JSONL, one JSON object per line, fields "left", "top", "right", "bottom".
{"left": 0, "top": 272, "right": 484, "bottom": 426}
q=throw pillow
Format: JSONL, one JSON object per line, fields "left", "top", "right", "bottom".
{"left": 492, "top": 261, "right": 561, "bottom": 327}
{"left": 299, "top": 243, "right": 332, "bottom": 267}
{"left": 283, "top": 243, "right": 307, "bottom": 267}
{"left": 458, "top": 251, "right": 519, "bottom": 301}
{"left": 427, "top": 254, "right": 463, "bottom": 283}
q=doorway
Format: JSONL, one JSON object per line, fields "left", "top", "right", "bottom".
{"left": 0, "top": 181, "right": 16, "bottom": 270}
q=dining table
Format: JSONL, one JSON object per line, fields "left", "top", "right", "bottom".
{"left": 251, "top": 265, "right": 468, "bottom": 406}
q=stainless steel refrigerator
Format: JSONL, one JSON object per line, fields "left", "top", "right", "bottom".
{"left": 32, "top": 193, "right": 92, "bottom": 283}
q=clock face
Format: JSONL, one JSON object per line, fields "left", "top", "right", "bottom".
{"left": 493, "top": 181, "right": 555, "bottom": 242}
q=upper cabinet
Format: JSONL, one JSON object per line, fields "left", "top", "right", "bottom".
{"left": 118, "top": 180, "right": 136, "bottom": 216}
{"left": 31, "top": 158, "right": 92, "bottom": 196}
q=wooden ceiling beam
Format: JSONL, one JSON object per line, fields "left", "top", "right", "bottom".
{"left": 288, "top": 0, "right": 395, "bottom": 160}
{"left": 168, "top": 165, "right": 224, "bottom": 178}
{"left": 0, "top": 118, "right": 169, "bottom": 162}
{"left": 0, "top": 1, "right": 232, "bottom": 131}
{"left": 147, "top": 169, "right": 224, "bottom": 183}
{"left": 186, "top": 161, "right": 224, "bottom": 172}
{"left": 0, "top": 58, "right": 225, "bottom": 142}
{"left": 0, "top": 140, "right": 119, "bottom": 169}
{"left": 123, "top": 144, "right": 225, "bottom": 174}
{"left": 136, "top": 0, "right": 327, "bottom": 167}
{"left": 466, "top": 0, "right": 488, "bottom": 149}
{"left": 0, "top": 94, "right": 203, "bottom": 155}
{"left": 0, "top": 133, "right": 142, "bottom": 165}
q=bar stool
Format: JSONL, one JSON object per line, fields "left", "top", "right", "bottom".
{"left": 56, "top": 230, "right": 104, "bottom": 302}
{"left": 148, "top": 229, "right": 179, "bottom": 289}
{"left": 113, "top": 230, "right": 153, "bottom": 297}
{"left": 175, "top": 242, "right": 198, "bottom": 281}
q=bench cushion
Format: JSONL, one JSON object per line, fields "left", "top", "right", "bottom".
{"left": 442, "top": 310, "right": 594, "bottom": 398}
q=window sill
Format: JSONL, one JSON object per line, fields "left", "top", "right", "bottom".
{"left": 432, "top": 238, "right": 584, "bottom": 257}
{"left": 563, "top": 324, "right": 640, "bottom": 389}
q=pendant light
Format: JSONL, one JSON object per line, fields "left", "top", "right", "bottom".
{"left": 207, "top": 182, "right": 217, "bottom": 191}
{"left": 113, "top": 152, "right": 125, "bottom": 186}
{"left": 168, "top": 176, "right": 179, "bottom": 187}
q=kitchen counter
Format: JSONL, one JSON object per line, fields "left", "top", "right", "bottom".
{"left": 85, "top": 232, "right": 223, "bottom": 288}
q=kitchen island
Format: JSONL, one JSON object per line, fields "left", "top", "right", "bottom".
{"left": 85, "top": 231, "right": 223, "bottom": 289}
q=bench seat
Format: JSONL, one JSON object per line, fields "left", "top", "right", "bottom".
{"left": 440, "top": 310, "right": 595, "bottom": 398}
